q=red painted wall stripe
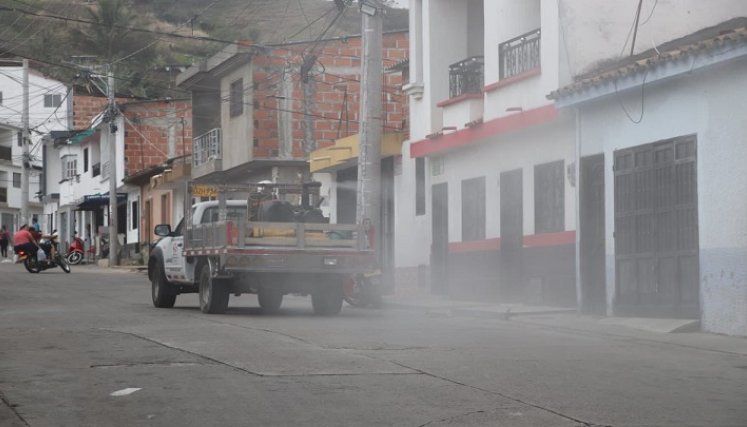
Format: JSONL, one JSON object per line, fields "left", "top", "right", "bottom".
{"left": 448, "top": 238, "right": 501, "bottom": 253}
{"left": 522, "top": 231, "right": 576, "bottom": 248}
{"left": 410, "top": 104, "right": 558, "bottom": 158}
{"left": 436, "top": 92, "right": 483, "bottom": 108}
{"left": 483, "top": 67, "right": 541, "bottom": 93}
{"left": 447, "top": 231, "right": 576, "bottom": 253}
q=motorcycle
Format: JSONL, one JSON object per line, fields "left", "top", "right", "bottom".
{"left": 343, "top": 271, "right": 383, "bottom": 308}
{"left": 66, "top": 235, "right": 85, "bottom": 265}
{"left": 16, "top": 232, "right": 71, "bottom": 274}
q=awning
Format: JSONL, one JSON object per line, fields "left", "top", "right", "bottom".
{"left": 309, "top": 132, "right": 405, "bottom": 173}
{"left": 51, "top": 128, "right": 101, "bottom": 147}
{"left": 76, "top": 193, "right": 127, "bottom": 211}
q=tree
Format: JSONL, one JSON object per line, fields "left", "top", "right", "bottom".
{"left": 69, "top": 0, "right": 159, "bottom": 96}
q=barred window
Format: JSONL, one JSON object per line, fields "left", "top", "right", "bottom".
{"left": 534, "top": 160, "right": 565, "bottom": 233}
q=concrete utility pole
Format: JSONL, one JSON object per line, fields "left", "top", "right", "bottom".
{"left": 356, "top": 0, "right": 383, "bottom": 240}
{"left": 20, "top": 59, "right": 30, "bottom": 227}
{"left": 107, "top": 66, "right": 119, "bottom": 266}
{"left": 301, "top": 55, "right": 317, "bottom": 183}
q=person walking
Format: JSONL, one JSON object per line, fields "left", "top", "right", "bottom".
{"left": 0, "top": 225, "right": 9, "bottom": 258}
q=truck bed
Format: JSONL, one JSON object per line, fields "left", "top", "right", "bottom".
{"left": 184, "top": 220, "right": 375, "bottom": 273}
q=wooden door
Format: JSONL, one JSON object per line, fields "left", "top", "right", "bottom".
{"left": 431, "top": 183, "right": 449, "bottom": 295}
{"left": 500, "top": 169, "right": 523, "bottom": 300}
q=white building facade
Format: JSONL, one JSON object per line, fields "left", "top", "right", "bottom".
{"left": 552, "top": 19, "right": 747, "bottom": 336}
{"left": 0, "top": 64, "right": 70, "bottom": 233}
{"left": 398, "top": 0, "right": 747, "bottom": 313}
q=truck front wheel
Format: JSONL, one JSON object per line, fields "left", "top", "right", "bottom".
{"left": 311, "top": 277, "right": 343, "bottom": 316}
{"left": 198, "top": 265, "right": 229, "bottom": 314}
{"left": 151, "top": 263, "right": 176, "bottom": 308}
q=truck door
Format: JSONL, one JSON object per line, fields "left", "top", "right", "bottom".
{"left": 163, "top": 219, "right": 187, "bottom": 282}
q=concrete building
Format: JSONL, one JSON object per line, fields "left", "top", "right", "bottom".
{"left": 398, "top": 0, "right": 747, "bottom": 309}
{"left": 0, "top": 64, "right": 68, "bottom": 233}
{"left": 551, "top": 18, "right": 747, "bottom": 336}
{"left": 177, "top": 32, "right": 408, "bottom": 189}
{"left": 49, "top": 95, "right": 193, "bottom": 259}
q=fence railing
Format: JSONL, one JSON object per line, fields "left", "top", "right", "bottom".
{"left": 499, "top": 28, "right": 541, "bottom": 79}
{"left": 448, "top": 56, "right": 484, "bottom": 99}
{"left": 193, "top": 128, "right": 222, "bottom": 167}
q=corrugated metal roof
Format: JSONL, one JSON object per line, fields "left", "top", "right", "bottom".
{"left": 549, "top": 17, "right": 747, "bottom": 100}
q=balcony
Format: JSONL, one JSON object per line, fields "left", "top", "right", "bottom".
{"left": 449, "top": 56, "right": 484, "bottom": 99}
{"left": 193, "top": 128, "right": 222, "bottom": 167}
{"left": 439, "top": 56, "right": 485, "bottom": 131}
{"left": 499, "top": 28, "right": 541, "bottom": 79}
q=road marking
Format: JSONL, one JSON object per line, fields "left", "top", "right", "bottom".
{"left": 110, "top": 388, "right": 141, "bottom": 397}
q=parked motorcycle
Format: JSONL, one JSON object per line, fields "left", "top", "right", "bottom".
{"left": 66, "top": 235, "right": 85, "bottom": 265}
{"left": 16, "top": 232, "right": 71, "bottom": 274}
{"left": 343, "top": 271, "right": 383, "bottom": 308}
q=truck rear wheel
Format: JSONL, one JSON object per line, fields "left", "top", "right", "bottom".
{"left": 311, "top": 278, "right": 343, "bottom": 316}
{"left": 258, "top": 287, "right": 283, "bottom": 314}
{"left": 151, "top": 263, "right": 176, "bottom": 308}
{"left": 198, "top": 265, "right": 229, "bottom": 314}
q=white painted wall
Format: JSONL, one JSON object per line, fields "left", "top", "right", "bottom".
{"left": 557, "top": 0, "right": 747, "bottom": 77}
{"left": 394, "top": 142, "right": 431, "bottom": 268}
{"left": 577, "top": 57, "right": 747, "bottom": 336}
{"left": 221, "top": 65, "right": 254, "bottom": 171}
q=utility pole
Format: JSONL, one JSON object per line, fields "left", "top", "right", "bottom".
{"left": 301, "top": 54, "right": 317, "bottom": 183}
{"left": 20, "top": 59, "right": 30, "bottom": 227}
{"left": 106, "top": 65, "right": 119, "bottom": 266}
{"left": 356, "top": 0, "right": 383, "bottom": 245}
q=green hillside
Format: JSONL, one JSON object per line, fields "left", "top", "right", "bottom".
{"left": 0, "top": 0, "right": 407, "bottom": 97}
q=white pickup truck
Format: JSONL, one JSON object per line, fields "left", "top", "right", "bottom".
{"left": 148, "top": 182, "right": 375, "bottom": 315}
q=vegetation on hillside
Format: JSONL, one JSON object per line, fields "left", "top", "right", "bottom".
{"left": 0, "top": 0, "right": 407, "bottom": 98}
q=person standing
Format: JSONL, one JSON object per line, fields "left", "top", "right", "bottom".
{"left": 0, "top": 225, "right": 9, "bottom": 258}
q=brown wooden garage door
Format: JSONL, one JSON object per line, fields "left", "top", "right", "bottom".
{"left": 614, "top": 136, "right": 699, "bottom": 318}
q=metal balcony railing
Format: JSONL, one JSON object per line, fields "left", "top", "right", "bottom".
{"left": 448, "top": 56, "right": 484, "bottom": 98}
{"left": 499, "top": 28, "right": 541, "bottom": 79}
{"left": 193, "top": 128, "right": 222, "bottom": 167}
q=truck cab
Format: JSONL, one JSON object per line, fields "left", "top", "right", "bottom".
{"left": 152, "top": 200, "right": 247, "bottom": 284}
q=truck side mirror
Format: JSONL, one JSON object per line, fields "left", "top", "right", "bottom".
{"left": 154, "top": 224, "right": 172, "bottom": 237}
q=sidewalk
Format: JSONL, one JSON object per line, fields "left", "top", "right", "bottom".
{"left": 382, "top": 289, "right": 747, "bottom": 356}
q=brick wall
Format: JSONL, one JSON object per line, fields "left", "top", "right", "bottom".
{"left": 72, "top": 94, "right": 193, "bottom": 177}
{"left": 252, "top": 31, "right": 409, "bottom": 158}
{"left": 120, "top": 100, "right": 192, "bottom": 176}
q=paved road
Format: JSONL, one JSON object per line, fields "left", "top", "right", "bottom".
{"left": 0, "top": 262, "right": 745, "bottom": 426}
